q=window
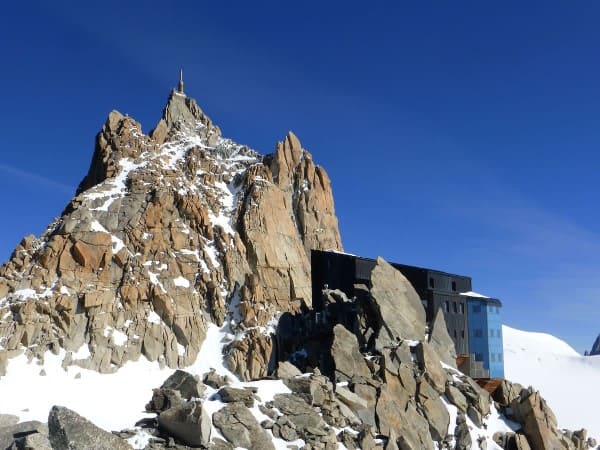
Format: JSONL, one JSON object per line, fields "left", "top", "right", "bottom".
{"left": 429, "top": 277, "right": 435, "bottom": 288}
{"left": 443, "top": 301, "right": 449, "bottom": 312}
{"left": 475, "top": 329, "right": 482, "bottom": 338}
{"left": 461, "top": 330, "right": 465, "bottom": 339}
{"left": 454, "top": 330, "right": 457, "bottom": 338}
{"left": 451, "top": 281, "right": 456, "bottom": 291}
{"left": 475, "top": 353, "right": 483, "bottom": 361}
{"left": 498, "top": 353, "right": 503, "bottom": 363}
{"left": 459, "top": 303, "right": 464, "bottom": 314}
{"left": 491, "top": 353, "right": 496, "bottom": 362}
{"left": 489, "top": 329, "right": 494, "bottom": 337}
{"left": 473, "top": 305, "right": 481, "bottom": 313}
{"left": 453, "top": 302, "right": 458, "bottom": 313}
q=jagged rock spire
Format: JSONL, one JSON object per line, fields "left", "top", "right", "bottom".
{"left": 590, "top": 333, "right": 600, "bottom": 355}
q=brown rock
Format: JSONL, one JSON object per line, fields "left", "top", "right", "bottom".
{"left": 370, "top": 258, "right": 426, "bottom": 348}
{"left": 415, "top": 342, "right": 447, "bottom": 394}
{"left": 511, "top": 390, "right": 563, "bottom": 450}
{"left": 331, "top": 324, "right": 371, "bottom": 381}
{"left": 428, "top": 307, "right": 457, "bottom": 368}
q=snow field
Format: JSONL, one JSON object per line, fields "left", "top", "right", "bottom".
{"left": 503, "top": 324, "right": 600, "bottom": 440}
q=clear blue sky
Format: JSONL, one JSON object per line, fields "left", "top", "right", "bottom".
{"left": 1, "top": 1, "right": 599, "bottom": 353}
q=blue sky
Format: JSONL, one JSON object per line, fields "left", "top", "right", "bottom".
{"left": 1, "top": 1, "right": 599, "bottom": 353}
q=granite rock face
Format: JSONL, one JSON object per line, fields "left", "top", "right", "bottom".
{"left": 370, "top": 257, "right": 426, "bottom": 349}
{"left": 429, "top": 307, "right": 457, "bottom": 368}
{"left": 0, "top": 87, "right": 342, "bottom": 380}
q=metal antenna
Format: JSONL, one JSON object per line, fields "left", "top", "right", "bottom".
{"left": 178, "top": 69, "right": 184, "bottom": 93}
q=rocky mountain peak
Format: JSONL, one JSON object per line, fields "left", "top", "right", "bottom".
{"left": 0, "top": 80, "right": 343, "bottom": 380}
{"left": 590, "top": 333, "right": 600, "bottom": 355}
{"left": 151, "top": 89, "right": 219, "bottom": 145}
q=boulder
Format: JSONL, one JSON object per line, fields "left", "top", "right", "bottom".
{"left": 217, "top": 386, "right": 255, "bottom": 407}
{"left": 418, "top": 380, "right": 449, "bottom": 442}
{"left": 331, "top": 324, "right": 371, "bottom": 381}
{"left": 376, "top": 382, "right": 433, "bottom": 450}
{"left": 203, "top": 369, "right": 230, "bottom": 389}
{"left": 283, "top": 371, "right": 332, "bottom": 406}
{"left": 454, "top": 414, "right": 472, "bottom": 450}
{"left": 493, "top": 379, "right": 524, "bottom": 406}
{"left": 276, "top": 361, "right": 302, "bottom": 380}
{"left": 10, "top": 430, "right": 53, "bottom": 449}
{"left": 456, "top": 376, "right": 490, "bottom": 416}
{"left": 370, "top": 257, "right": 426, "bottom": 348}
{"left": 272, "top": 393, "right": 326, "bottom": 433}
{"left": 146, "top": 388, "right": 184, "bottom": 414}
{"left": 415, "top": 342, "right": 447, "bottom": 394}
{"left": 0, "top": 421, "right": 47, "bottom": 450}
{"left": 0, "top": 414, "right": 19, "bottom": 428}
{"left": 213, "top": 402, "right": 274, "bottom": 450}
{"left": 511, "top": 390, "right": 563, "bottom": 450}
{"left": 513, "top": 433, "right": 532, "bottom": 450}
{"left": 445, "top": 383, "right": 468, "bottom": 413}
{"left": 48, "top": 406, "right": 131, "bottom": 450}
{"left": 335, "top": 385, "right": 368, "bottom": 412}
{"left": 159, "top": 370, "right": 206, "bottom": 400}
{"left": 428, "top": 307, "right": 457, "bottom": 368}
{"left": 157, "top": 401, "right": 211, "bottom": 447}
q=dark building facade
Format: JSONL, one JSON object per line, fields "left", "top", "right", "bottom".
{"left": 311, "top": 250, "right": 470, "bottom": 354}
{"left": 311, "top": 250, "right": 504, "bottom": 377}
{"left": 392, "top": 262, "right": 471, "bottom": 355}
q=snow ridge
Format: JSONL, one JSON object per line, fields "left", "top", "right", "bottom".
{"left": 503, "top": 324, "right": 600, "bottom": 440}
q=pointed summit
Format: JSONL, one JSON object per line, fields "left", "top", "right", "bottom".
{"left": 590, "top": 333, "right": 600, "bottom": 355}
{"left": 149, "top": 72, "right": 221, "bottom": 144}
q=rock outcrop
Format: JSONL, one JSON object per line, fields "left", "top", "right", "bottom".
{"left": 0, "top": 83, "right": 342, "bottom": 380}
{"left": 589, "top": 333, "right": 600, "bottom": 356}
{"left": 48, "top": 405, "right": 132, "bottom": 450}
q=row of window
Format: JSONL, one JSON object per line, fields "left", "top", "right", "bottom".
{"left": 429, "top": 278, "right": 459, "bottom": 292}
{"left": 491, "top": 353, "right": 503, "bottom": 363}
{"left": 453, "top": 329, "right": 466, "bottom": 339}
{"left": 490, "top": 329, "right": 501, "bottom": 338}
{"left": 474, "top": 352, "right": 503, "bottom": 363}
{"left": 474, "top": 328, "right": 502, "bottom": 338}
{"left": 442, "top": 301, "right": 465, "bottom": 314}
{"left": 472, "top": 304, "right": 501, "bottom": 314}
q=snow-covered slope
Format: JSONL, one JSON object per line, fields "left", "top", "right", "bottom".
{"left": 503, "top": 324, "right": 600, "bottom": 440}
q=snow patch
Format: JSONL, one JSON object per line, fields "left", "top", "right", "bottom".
{"left": 459, "top": 291, "right": 489, "bottom": 298}
{"left": 173, "top": 276, "right": 190, "bottom": 288}
{"left": 147, "top": 311, "right": 161, "bottom": 324}
{"left": 504, "top": 324, "right": 600, "bottom": 439}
